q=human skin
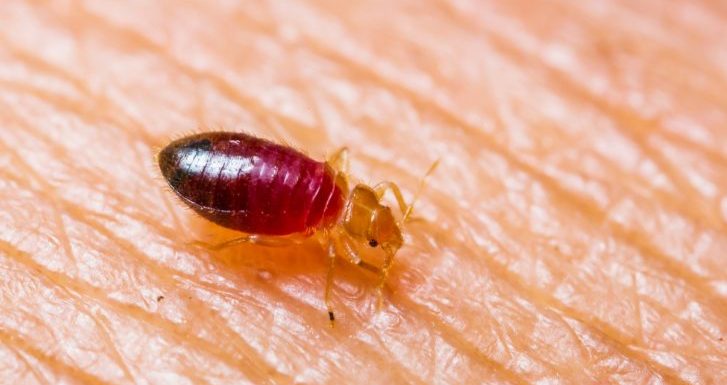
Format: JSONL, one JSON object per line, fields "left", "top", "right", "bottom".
{"left": 0, "top": 0, "right": 726, "bottom": 384}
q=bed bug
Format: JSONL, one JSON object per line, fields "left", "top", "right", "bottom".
{"left": 158, "top": 132, "right": 436, "bottom": 325}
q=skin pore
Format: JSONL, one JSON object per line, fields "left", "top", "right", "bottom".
{"left": 0, "top": 1, "right": 726, "bottom": 384}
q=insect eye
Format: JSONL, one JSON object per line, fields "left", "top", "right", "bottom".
{"left": 368, "top": 239, "right": 379, "bottom": 248}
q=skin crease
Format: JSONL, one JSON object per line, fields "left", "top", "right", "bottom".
{"left": 0, "top": 0, "right": 725, "bottom": 384}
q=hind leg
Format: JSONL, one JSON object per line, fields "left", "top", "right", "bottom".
{"left": 189, "top": 234, "right": 303, "bottom": 250}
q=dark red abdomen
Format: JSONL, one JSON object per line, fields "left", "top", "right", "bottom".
{"left": 158, "top": 132, "right": 345, "bottom": 235}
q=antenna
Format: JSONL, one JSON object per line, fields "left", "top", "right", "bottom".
{"left": 402, "top": 159, "right": 440, "bottom": 224}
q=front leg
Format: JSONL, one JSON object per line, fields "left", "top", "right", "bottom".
{"left": 374, "top": 246, "right": 397, "bottom": 311}
{"left": 325, "top": 229, "right": 385, "bottom": 326}
{"left": 375, "top": 160, "right": 439, "bottom": 223}
{"left": 374, "top": 181, "right": 410, "bottom": 219}
{"left": 325, "top": 241, "right": 337, "bottom": 327}
{"left": 332, "top": 230, "right": 380, "bottom": 274}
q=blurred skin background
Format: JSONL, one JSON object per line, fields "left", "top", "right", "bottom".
{"left": 0, "top": 1, "right": 726, "bottom": 384}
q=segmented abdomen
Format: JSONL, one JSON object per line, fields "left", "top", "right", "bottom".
{"left": 158, "top": 132, "right": 345, "bottom": 235}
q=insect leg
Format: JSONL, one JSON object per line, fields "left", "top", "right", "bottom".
{"left": 375, "top": 160, "right": 439, "bottom": 223}
{"left": 327, "top": 147, "right": 350, "bottom": 173}
{"left": 325, "top": 240, "right": 337, "bottom": 328}
{"left": 374, "top": 181, "right": 410, "bottom": 217}
{"left": 374, "top": 247, "right": 396, "bottom": 311}
{"left": 333, "top": 230, "right": 380, "bottom": 274}
{"left": 189, "top": 235, "right": 302, "bottom": 250}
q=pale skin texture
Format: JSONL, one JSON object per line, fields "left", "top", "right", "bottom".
{"left": 0, "top": 1, "right": 726, "bottom": 384}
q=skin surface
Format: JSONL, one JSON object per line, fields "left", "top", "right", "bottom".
{"left": 0, "top": 1, "right": 725, "bottom": 384}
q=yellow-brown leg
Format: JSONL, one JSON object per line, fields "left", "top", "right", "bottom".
{"left": 189, "top": 234, "right": 303, "bottom": 250}
{"left": 374, "top": 181, "right": 410, "bottom": 218}
{"left": 325, "top": 229, "right": 383, "bottom": 325}
{"left": 325, "top": 241, "right": 337, "bottom": 327}
{"left": 332, "top": 229, "right": 381, "bottom": 274}
{"left": 327, "top": 147, "right": 351, "bottom": 195}
{"left": 327, "top": 146, "right": 350, "bottom": 173}
{"left": 374, "top": 247, "right": 396, "bottom": 311}
{"left": 375, "top": 160, "right": 440, "bottom": 222}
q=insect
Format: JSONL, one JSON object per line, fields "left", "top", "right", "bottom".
{"left": 158, "top": 132, "right": 436, "bottom": 325}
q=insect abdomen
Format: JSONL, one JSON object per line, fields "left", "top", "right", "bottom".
{"left": 158, "top": 132, "right": 345, "bottom": 235}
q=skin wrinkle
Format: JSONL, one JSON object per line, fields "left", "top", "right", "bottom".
{"left": 468, "top": 244, "right": 595, "bottom": 371}
{"left": 533, "top": 63, "right": 721, "bottom": 226}
{"left": 2, "top": 14, "right": 187, "bottom": 147}
{"left": 478, "top": 0, "right": 727, "bottom": 121}
{"left": 570, "top": 0, "right": 727, "bottom": 94}
{"left": 404, "top": 232, "right": 596, "bottom": 380}
{"left": 0, "top": 38, "right": 88, "bottom": 100}
{"left": 350, "top": 304, "right": 507, "bottom": 384}
{"left": 540, "top": 0, "right": 726, "bottom": 96}
{"left": 0, "top": 51, "right": 154, "bottom": 145}
{"left": 85, "top": 311, "right": 140, "bottom": 385}
{"left": 637, "top": 295, "right": 720, "bottom": 366}
{"left": 464, "top": 164, "right": 727, "bottom": 340}
{"left": 5, "top": 130, "right": 156, "bottom": 256}
{"left": 0, "top": 85, "right": 151, "bottom": 181}
{"left": 472, "top": 195, "right": 727, "bottom": 368}
{"left": 393, "top": 296, "right": 555, "bottom": 385}
{"left": 1, "top": 0, "right": 727, "bottom": 384}
{"left": 0, "top": 92, "right": 195, "bottom": 232}
{"left": 251, "top": 284, "right": 431, "bottom": 385}
{"left": 58, "top": 275, "right": 140, "bottom": 384}
{"left": 470, "top": 189, "right": 712, "bottom": 372}
{"left": 0, "top": 244, "right": 135, "bottom": 384}
{"left": 64, "top": 3, "right": 353, "bottom": 164}
{"left": 46, "top": 211, "right": 286, "bottom": 383}
{"left": 4, "top": 345, "right": 52, "bottom": 385}
{"left": 267, "top": 255, "right": 519, "bottom": 383}
{"left": 0, "top": 331, "right": 107, "bottom": 385}
{"left": 0, "top": 109, "right": 143, "bottom": 220}
{"left": 348, "top": 321, "right": 435, "bottom": 385}
{"left": 75, "top": 0, "right": 727, "bottom": 166}
{"left": 70, "top": 2, "right": 352, "bottom": 153}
